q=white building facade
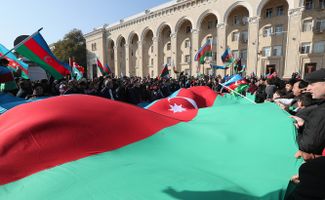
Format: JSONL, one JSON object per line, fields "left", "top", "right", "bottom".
{"left": 85, "top": 0, "right": 325, "bottom": 79}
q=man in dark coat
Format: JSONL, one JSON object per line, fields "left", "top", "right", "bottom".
{"left": 289, "top": 68, "right": 325, "bottom": 200}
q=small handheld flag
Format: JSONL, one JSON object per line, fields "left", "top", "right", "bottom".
{"left": 195, "top": 39, "right": 213, "bottom": 64}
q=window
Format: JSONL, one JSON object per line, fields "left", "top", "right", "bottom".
{"left": 91, "top": 43, "right": 97, "bottom": 51}
{"left": 303, "top": 20, "right": 313, "bottom": 32}
{"left": 207, "top": 21, "right": 213, "bottom": 29}
{"left": 185, "top": 40, "right": 191, "bottom": 48}
{"left": 241, "top": 31, "right": 248, "bottom": 43}
{"left": 242, "top": 16, "right": 249, "bottom": 25}
{"left": 185, "top": 55, "right": 191, "bottom": 63}
{"left": 240, "top": 49, "right": 247, "bottom": 60}
{"left": 313, "top": 41, "right": 325, "bottom": 53}
{"left": 320, "top": 0, "right": 325, "bottom": 9}
{"left": 274, "top": 25, "right": 284, "bottom": 35}
{"left": 151, "top": 58, "right": 154, "bottom": 65}
{"left": 263, "top": 47, "right": 271, "bottom": 57}
{"left": 276, "top": 6, "right": 284, "bottom": 16}
{"left": 232, "top": 32, "right": 240, "bottom": 41}
{"left": 272, "top": 46, "right": 282, "bottom": 56}
{"left": 305, "top": 0, "right": 314, "bottom": 10}
{"left": 232, "top": 50, "right": 239, "bottom": 59}
{"left": 151, "top": 46, "right": 154, "bottom": 53}
{"left": 263, "top": 26, "right": 273, "bottom": 37}
{"left": 300, "top": 42, "right": 311, "bottom": 54}
{"left": 314, "top": 19, "right": 325, "bottom": 32}
{"left": 186, "top": 26, "right": 191, "bottom": 33}
{"left": 167, "top": 43, "right": 171, "bottom": 51}
{"left": 265, "top": 8, "right": 273, "bottom": 18}
{"left": 167, "top": 57, "right": 172, "bottom": 65}
{"left": 234, "top": 15, "right": 241, "bottom": 25}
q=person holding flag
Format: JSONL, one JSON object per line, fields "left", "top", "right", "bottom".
{"left": 96, "top": 58, "right": 111, "bottom": 76}
{"left": 159, "top": 64, "right": 170, "bottom": 79}
{"left": 0, "top": 44, "right": 29, "bottom": 79}
{"left": 0, "top": 58, "right": 18, "bottom": 93}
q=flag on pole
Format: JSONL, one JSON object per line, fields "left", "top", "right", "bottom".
{"left": 72, "top": 62, "right": 83, "bottom": 80}
{"left": 221, "top": 48, "right": 235, "bottom": 64}
{"left": 234, "top": 58, "right": 246, "bottom": 73}
{"left": 97, "top": 58, "right": 110, "bottom": 76}
{"left": 159, "top": 64, "right": 169, "bottom": 79}
{"left": 0, "top": 44, "right": 29, "bottom": 79}
{"left": 210, "top": 64, "right": 229, "bottom": 70}
{"left": 105, "top": 64, "right": 112, "bottom": 74}
{"left": 15, "top": 31, "right": 71, "bottom": 80}
{"left": 194, "top": 39, "right": 212, "bottom": 64}
{"left": 223, "top": 74, "right": 244, "bottom": 86}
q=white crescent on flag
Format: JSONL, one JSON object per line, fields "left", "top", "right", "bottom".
{"left": 168, "top": 96, "right": 198, "bottom": 109}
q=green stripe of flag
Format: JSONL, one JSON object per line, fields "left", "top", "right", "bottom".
{"left": 16, "top": 46, "right": 63, "bottom": 79}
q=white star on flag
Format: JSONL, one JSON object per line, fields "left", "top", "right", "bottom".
{"left": 169, "top": 103, "right": 186, "bottom": 113}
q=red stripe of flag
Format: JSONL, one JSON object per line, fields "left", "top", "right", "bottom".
{"left": 97, "top": 59, "right": 108, "bottom": 74}
{"left": 195, "top": 44, "right": 212, "bottom": 61}
{"left": 25, "top": 38, "right": 69, "bottom": 76}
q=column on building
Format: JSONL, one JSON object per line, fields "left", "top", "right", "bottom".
{"left": 137, "top": 41, "right": 143, "bottom": 77}
{"left": 142, "top": 29, "right": 154, "bottom": 77}
{"left": 176, "top": 19, "right": 193, "bottom": 76}
{"left": 247, "top": 17, "right": 260, "bottom": 76}
{"left": 125, "top": 44, "right": 130, "bottom": 76}
{"left": 128, "top": 33, "right": 139, "bottom": 76}
{"left": 216, "top": 23, "right": 227, "bottom": 76}
{"left": 152, "top": 36, "right": 159, "bottom": 78}
{"left": 284, "top": 7, "right": 304, "bottom": 78}
{"left": 191, "top": 29, "right": 200, "bottom": 76}
{"left": 113, "top": 46, "right": 118, "bottom": 76}
{"left": 107, "top": 39, "right": 115, "bottom": 74}
{"left": 117, "top": 36, "right": 126, "bottom": 77}
{"left": 170, "top": 32, "right": 177, "bottom": 78}
{"left": 157, "top": 24, "right": 172, "bottom": 78}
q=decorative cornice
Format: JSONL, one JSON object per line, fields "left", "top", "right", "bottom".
{"left": 191, "top": 29, "right": 199, "bottom": 34}
{"left": 288, "top": 7, "right": 304, "bottom": 17}
{"left": 170, "top": 33, "right": 177, "bottom": 38}
{"left": 217, "top": 23, "right": 225, "bottom": 29}
{"left": 95, "top": 0, "right": 209, "bottom": 33}
{"left": 248, "top": 17, "right": 260, "bottom": 24}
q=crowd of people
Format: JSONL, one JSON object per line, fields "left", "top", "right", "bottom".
{"left": 1, "top": 56, "right": 325, "bottom": 199}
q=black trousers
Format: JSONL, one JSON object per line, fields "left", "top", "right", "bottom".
{"left": 287, "top": 157, "right": 325, "bottom": 200}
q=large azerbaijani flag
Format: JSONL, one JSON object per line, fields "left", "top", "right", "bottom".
{"left": 15, "top": 32, "right": 71, "bottom": 80}
{"left": 0, "top": 86, "right": 300, "bottom": 200}
{"left": 0, "top": 44, "right": 29, "bottom": 79}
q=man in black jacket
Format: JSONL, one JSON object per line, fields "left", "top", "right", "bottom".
{"left": 289, "top": 68, "right": 325, "bottom": 200}
{"left": 292, "top": 69, "right": 325, "bottom": 155}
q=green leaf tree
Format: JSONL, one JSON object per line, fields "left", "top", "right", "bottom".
{"left": 52, "top": 29, "right": 86, "bottom": 70}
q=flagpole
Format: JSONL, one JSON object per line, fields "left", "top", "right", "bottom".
{"left": 0, "top": 28, "right": 43, "bottom": 59}
{"left": 219, "top": 83, "right": 256, "bottom": 104}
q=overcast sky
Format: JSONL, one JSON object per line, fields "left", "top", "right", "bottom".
{"left": 0, "top": 0, "right": 167, "bottom": 48}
